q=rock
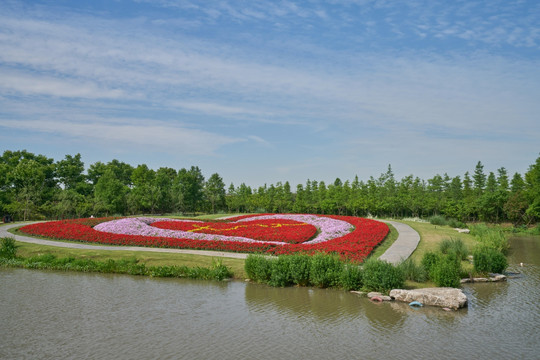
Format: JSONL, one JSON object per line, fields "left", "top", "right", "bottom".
{"left": 488, "top": 273, "right": 507, "bottom": 281}
{"left": 350, "top": 291, "right": 366, "bottom": 296}
{"left": 367, "top": 292, "right": 392, "bottom": 301}
{"left": 460, "top": 274, "right": 507, "bottom": 283}
{"left": 389, "top": 288, "right": 468, "bottom": 310}
{"left": 455, "top": 228, "right": 470, "bottom": 233}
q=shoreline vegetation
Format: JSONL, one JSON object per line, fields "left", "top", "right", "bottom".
{"left": 1, "top": 214, "right": 526, "bottom": 293}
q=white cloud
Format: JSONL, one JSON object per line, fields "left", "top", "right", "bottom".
{"left": 0, "top": 70, "right": 126, "bottom": 99}
{"left": 0, "top": 119, "right": 242, "bottom": 156}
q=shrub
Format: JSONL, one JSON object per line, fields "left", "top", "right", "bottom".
{"left": 269, "top": 256, "right": 293, "bottom": 287}
{"left": 430, "top": 255, "right": 461, "bottom": 287}
{"left": 439, "top": 238, "right": 469, "bottom": 260}
{"left": 340, "top": 264, "right": 363, "bottom": 291}
{"left": 447, "top": 218, "right": 466, "bottom": 229}
{"left": 245, "top": 255, "right": 273, "bottom": 283}
{"left": 421, "top": 251, "right": 441, "bottom": 277}
{"left": 210, "top": 258, "right": 233, "bottom": 281}
{"left": 473, "top": 247, "right": 508, "bottom": 274}
{"left": 398, "top": 258, "right": 427, "bottom": 282}
{"left": 288, "top": 254, "right": 312, "bottom": 286}
{"left": 429, "top": 215, "right": 447, "bottom": 226}
{"left": 0, "top": 237, "right": 18, "bottom": 259}
{"left": 309, "top": 253, "right": 343, "bottom": 288}
{"left": 362, "top": 258, "right": 404, "bottom": 293}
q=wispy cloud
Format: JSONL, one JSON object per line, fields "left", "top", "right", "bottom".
{"left": 0, "top": 118, "right": 241, "bottom": 156}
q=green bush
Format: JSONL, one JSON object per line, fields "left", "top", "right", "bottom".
{"left": 421, "top": 251, "right": 441, "bottom": 277}
{"left": 447, "top": 218, "right": 467, "bottom": 229}
{"left": 340, "top": 264, "right": 363, "bottom": 291}
{"left": 269, "top": 256, "right": 293, "bottom": 287}
{"left": 362, "top": 258, "right": 404, "bottom": 293}
{"left": 439, "top": 238, "right": 469, "bottom": 260}
{"left": 245, "top": 255, "right": 273, "bottom": 283}
{"left": 210, "top": 259, "right": 233, "bottom": 281}
{"left": 429, "top": 215, "right": 447, "bottom": 226}
{"left": 430, "top": 255, "right": 461, "bottom": 287}
{"left": 473, "top": 247, "right": 508, "bottom": 274}
{"left": 309, "top": 253, "right": 343, "bottom": 288}
{"left": 288, "top": 254, "right": 312, "bottom": 286}
{"left": 398, "top": 258, "right": 427, "bottom": 282}
{"left": 0, "top": 237, "right": 18, "bottom": 259}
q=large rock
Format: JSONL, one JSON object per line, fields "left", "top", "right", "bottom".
{"left": 389, "top": 288, "right": 468, "bottom": 310}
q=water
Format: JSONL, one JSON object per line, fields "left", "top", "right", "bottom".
{"left": 1, "top": 236, "right": 539, "bottom": 360}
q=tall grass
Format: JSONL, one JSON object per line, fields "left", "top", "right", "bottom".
{"left": 470, "top": 224, "right": 509, "bottom": 254}
{"left": 0, "top": 237, "right": 18, "bottom": 259}
{"left": 439, "top": 238, "right": 469, "bottom": 260}
{"left": 0, "top": 238, "right": 232, "bottom": 281}
{"left": 397, "top": 258, "right": 427, "bottom": 283}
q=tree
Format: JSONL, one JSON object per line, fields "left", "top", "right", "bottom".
{"left": 524, "top": 155, "right": 540, "bottom": 221}
{"left": 473, "top": 161, "right": 486, "bottom": 195}
{"left": 94, "top": 169, "right": 128, "bottom": 215}
{"left": 10, "top": 159, "right": 46, "bottom": 220}
{"left": 175, "top": 166, "right": 205, "bottom": 213}
{"left": 130, "top": 164, "right": 158, "bottom": 214}
{"left": 155, "top": 167, "right": 177, "bottom": 213}
{"left": 205, "top": 173, "right": 226, "bottom": 213}
{"left": 56, "top": 153, "right": 85, "bottom": 190}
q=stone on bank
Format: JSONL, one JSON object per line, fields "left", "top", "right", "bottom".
{"left": 389, "top": 288, "right": 468, "bottom": 310}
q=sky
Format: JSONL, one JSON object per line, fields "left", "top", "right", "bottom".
{"left": 1, "top": 0, "right": 539, "bottom": 188}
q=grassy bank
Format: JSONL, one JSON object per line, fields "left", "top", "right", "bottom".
{"left": 10, "top": 241, "right": 248, "bottom": 278}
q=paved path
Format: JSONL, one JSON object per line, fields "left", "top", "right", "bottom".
{"left": 378, "top": 220, "right": 421, "bottom": 264}
{"left": 1, "top": 219, "right": 420, "bottom": 263}
{"left": 0, "top": 222, "right": 249, "bottom": 259}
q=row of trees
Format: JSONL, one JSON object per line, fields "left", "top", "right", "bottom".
{"left": 1, "top": 150, "right": 539, "bottom": 224}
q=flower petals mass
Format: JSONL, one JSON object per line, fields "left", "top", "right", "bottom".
{"left": 19, "top": 214, "right": 389, "bottom": 262}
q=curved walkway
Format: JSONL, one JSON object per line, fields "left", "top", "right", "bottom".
{"left": 0, "top": 222, "right": 249, "bottom": 259}
{"left": 0, "top": 219, "right": 420, "bottom": 263}
{"left": 378, "top": 220, "right": 421, "bottom": 264}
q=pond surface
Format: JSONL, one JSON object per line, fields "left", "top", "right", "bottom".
{"left": 1, "top": 236, "right": 539, "bottom": 359}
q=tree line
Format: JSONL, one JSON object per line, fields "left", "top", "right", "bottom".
{"left": 1, "top": 150, "right": 539, "bottom": 224}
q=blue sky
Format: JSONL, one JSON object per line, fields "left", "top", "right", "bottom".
{"left": 1, "top": 0, "right": 539, "bottom": 187}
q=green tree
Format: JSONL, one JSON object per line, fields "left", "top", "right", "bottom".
{"left": 94, "top": 169, "right": 128, "bottom": 215}
{"left": 155, "top": 167, "right": 177, "bottom": 213}
{"left": 9, "top": 159, "right": 46, "bottom": 220}
{"left": 205, "top": 173, "right": 226, "bottom": 213}
{"left": 56, "top": 153, "right": 85, "bottom": 191}
{"left": 130, "top": 164, "right": 158, "bottom": 214}
{"left": 524, "top": 155, "right": 540, "bottom": 221}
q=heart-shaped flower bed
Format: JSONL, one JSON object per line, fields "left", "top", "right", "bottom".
{"left": 150, "top": 219, "right": 317, "bottom": 244}
{"left": 18, "top": 214, "right": 390, "bottom": 262}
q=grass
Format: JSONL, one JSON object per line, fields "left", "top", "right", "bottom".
{"left": 403, "top": 221, "right": 477, "bottom": 262}
{"left": 403, "top": 220, "right": 477, "bottom": 275}
{"left": 369, "top": 222, "right": 399, "bottom": 259}
{"left": 12, "top": 241, "right": 247, "bottom": 278}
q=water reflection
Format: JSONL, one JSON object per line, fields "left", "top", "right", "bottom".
{"left": 245, "top": 283, "right": 361, "bottom": 321}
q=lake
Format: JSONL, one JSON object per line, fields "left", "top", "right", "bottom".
{"left": 1, "top": 235, "right": 539, "bottom": 359}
